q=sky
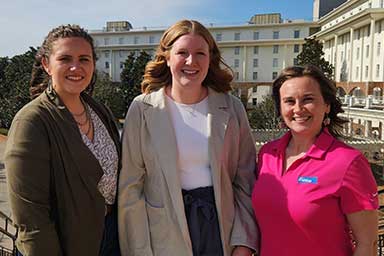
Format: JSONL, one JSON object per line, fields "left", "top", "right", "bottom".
{"left": 0, "top": 0, "right": 313, "bottom": 57}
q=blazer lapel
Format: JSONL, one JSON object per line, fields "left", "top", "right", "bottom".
{"left": 142, "top": 88, "right": 192, "bottom": 249}
{"left": 207, "top": 89, "right": 229, "bottom": 211}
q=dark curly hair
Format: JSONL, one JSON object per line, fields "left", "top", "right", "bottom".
{"left": 141, "top": 20, "right": 233, "bottom": 94}
{"left": 272, "top": 65, "right": 348, "bottom": 138}
{"left": 30, "top": 24, "right": 97, "bottom": 99}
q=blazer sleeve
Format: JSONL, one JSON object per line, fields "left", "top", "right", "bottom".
{"left": 230, "top": 99, "right": 260, "bottom": 252}
{"left": 118, "top": 100, "right": 153, "bottom": 256}
{"left": 5, "top": 115, "right": 62, "bottom": 255}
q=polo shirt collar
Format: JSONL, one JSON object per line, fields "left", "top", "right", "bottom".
{"left": 273, "top": 128, "right": 335, "bottom": 159}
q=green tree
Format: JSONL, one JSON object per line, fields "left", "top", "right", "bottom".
{"left": 296, "top": 37, "right": 334, "bottom": 79}
{"left": 0, "top": 57, "right": 9, "bottom": 84}
{"left": 0, "top": 47, "right": 36, "bottom": 128}
{"left": 120, "top": 51, "right": 152, "bottom": 110}
{"left": 247, "top": 96, "right": 280, "bottom": 129}
{"left": 93, "top": 71, "right": 126, "bottom": 119}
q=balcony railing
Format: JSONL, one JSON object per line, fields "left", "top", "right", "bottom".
{"left": 0, "top": 211, "right": 17, "bottom": 256}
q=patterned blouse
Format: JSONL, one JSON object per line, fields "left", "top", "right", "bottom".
{"left": 80, "top": 104, "right": 118, "bottom": 205}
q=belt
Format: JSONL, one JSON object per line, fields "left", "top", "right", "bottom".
{"left": 105, "top": 204, "right": 113, "bottom": 216}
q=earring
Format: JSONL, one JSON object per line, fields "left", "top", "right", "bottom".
{"left": 323, "top": 113, "right": 331, "bottom": 126}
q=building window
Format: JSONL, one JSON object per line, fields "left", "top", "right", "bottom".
{"left": 273, "top": 31, "right": 279, "bottom": 39}
{"left": 356, "top": 47, "right": 360, "bottom": 60}
{"left": 366, "top": 45, "right": 369, "bottom": 58}
{"left": 273, "top": 58, "right": 278, "bottom": 67}
{"left": 253, "top": 58, "right": 259, "bottom": 67}
{"left": 378, "top": 42, "right": 381, "bottom": 56}
{"left": 293, "top": 58, "right": 298, "bottom": 65}
{"left": 356, "top": 66, "right": 359, "bottom": 79}
{"left": 234, "top": 59, "right": 239, "bottom": 68}
{"left": 104, "top": 51, "right": 110, "bottom": 58}
{"left": 294, "top": 44, "right": 300, "bottom": 53}
{"left": 365, "top": 66, "right": 369, "bottom": 78}
{"left": 381, "top": 0, "right": 384, "bottom": 8}
{"left": 118, "top": 50, "right": 124, "bottom": 57}
{"left": 341, "top": 51, "right": 344, "bottom": 61}
{"left": 234, "top": 47, "right": 240, "bottom": 55}
{"left": 357, "top": 30, "right": 361, "bottom": 40}
{"left": 252, "top": 98, "right": 257, "bottom": 106}
{"left": 234, "top": 32, "right": 241, "bottom": 41}
{"left": 272, "top": 72, "right": 278, "bottom": 79}
{"left": 253, "top": 31, "right": 259, "bottom": 40}
{"left": 149, "top": 36, "right": 155, "bottom": 44}
{"left": 134, "top": 36, "right": 139, "bottom": 44}
{"left": 104, "top": 38, "right": 110, "bottom": 45}
{"left": 254, "top": 46, "right": 259, "bottom": 54}
{"left": 253, "top": 72, "right": 258, "bottom": 80}
{"left": 376, "top": 64, "right": 380, "bottom": 78}
{"left": 105, "top": 62, "right": 109, "bottom": 69}
{"left": 216, "top": 33, "right": 222, "bottom": 42}
{"left": 294, "top": 30, "right": 300, "bottom": 38}
{"left": 120, "top": 62, "right": 124, "bottom": 69}
{"left": 118, "top": 38, "right": 124, "bottom": 44}
{"left": 273, "top": 45, "right": 279, "bottom": 54}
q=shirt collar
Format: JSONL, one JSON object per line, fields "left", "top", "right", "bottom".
{"left": 273, "top": 128, "right": 335, "bottom": 159}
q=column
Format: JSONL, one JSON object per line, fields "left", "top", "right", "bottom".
{"left": 349, "top": 28, "right": 354, "bottom": 82}
{"left": 364, "top": 120, "right": 372, "bottom": 137}
{"left": 365, "top": 95, "right": 373, "bottom": 108}
{"left": 349, "top": 118, "right": 354, "bottom": 136}
{"left": 109, "top": 49, "right": 113, "bottom": 79}
{"left": 242, "top": 46, "right": 247, "bottom": 81}
{"left": 282, "top": 44, "right": 288, "bottom": 68}
{"left": 380, "top": 122, "right": 384, "bottom": 140}
{"left": 369, "top": 18, "right": 375, "bottom": 82}
{"left": 334, "top": 35, "right": 339, "bottom": 81}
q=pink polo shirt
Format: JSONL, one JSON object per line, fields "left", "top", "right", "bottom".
{"left": 252, "top": 129, "right": 378, "bottom": 256}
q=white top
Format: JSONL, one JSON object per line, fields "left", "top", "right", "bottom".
{"left": 166, "top": 94, "right": 212, "bottom": 190}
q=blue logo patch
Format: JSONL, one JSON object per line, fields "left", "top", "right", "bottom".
{"left": 298, "top": 176, "right": 318, "bottom": 184}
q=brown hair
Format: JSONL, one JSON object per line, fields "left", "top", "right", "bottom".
{"left": 141, "top": 20, "right": 233, "bottom": 94}
{"left": 272, "top": 65, "right": 347, "bottom": 137}
{"left": 30, "top": 24, "right": 97, "bottom": 98}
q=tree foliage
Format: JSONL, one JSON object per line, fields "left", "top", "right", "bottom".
{"left": 247, "top": 96, "right": 280, "bottom": 129}
{"left": 93, "top": 71, "right": 126, "bottom": 119}
{"left": 0, "top": 48, "right": 36, "bottom": 128}
{"left": 296, "top": 37, "right": 334, "bottom": 79}
{"left": 120, "top": 51, "right": 152, "bottom": 110}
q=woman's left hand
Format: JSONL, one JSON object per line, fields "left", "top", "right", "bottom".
{"left": 232, "top": 246, "right": 255, "bottom": 256}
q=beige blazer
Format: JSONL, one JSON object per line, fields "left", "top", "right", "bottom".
{"left": 118, "top": 87, "right": 259, "bottom": 256}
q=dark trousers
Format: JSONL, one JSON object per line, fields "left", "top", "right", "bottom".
{"left": 182, "top": 186, "right": 224, "bottom": 256}
{"left": 99, "top": 207, "right": 121, "bottom": 256}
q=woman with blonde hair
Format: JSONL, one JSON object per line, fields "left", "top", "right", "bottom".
{"left": 118, "top": 20, "right": 259, "bottom": 256}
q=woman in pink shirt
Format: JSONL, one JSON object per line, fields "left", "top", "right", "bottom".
{"left": 252, "top": 65, "right": 378, "bottom": 256}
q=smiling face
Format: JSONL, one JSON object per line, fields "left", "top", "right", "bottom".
{"left": 166, "top": 33, "right": 210, "bottom": 90}
{"left": 279, "top": 76, "right": 330, "bottom": 139}
{"left": 42, "top": 37, "right": 94, "bottom": 100}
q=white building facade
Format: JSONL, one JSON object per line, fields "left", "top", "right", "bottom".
{"left": 90, "top": 16, "right": 317, "bottom": 108}
{"left": 312, "top": 0, "right": 384, "bottom": 139}
{"left": 313, "top": 0, "right": 384, "bottom": 84}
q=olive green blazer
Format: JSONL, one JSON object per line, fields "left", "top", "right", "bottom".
{"left": 5, "top": 90, "right": 121, "bottom": 256}
{"left": 118, "top": 87, "right": 259, "bottom": 256}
